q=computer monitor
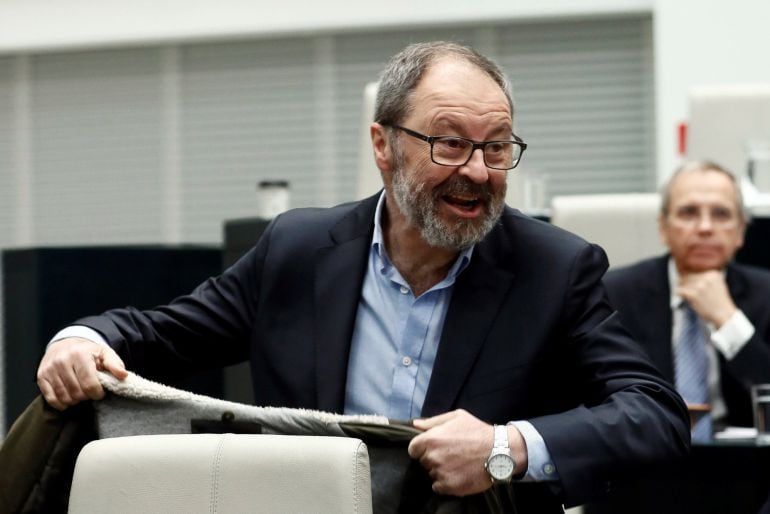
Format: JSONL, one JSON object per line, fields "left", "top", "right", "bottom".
{"left": 686, "top": 84, "right": 770, "bottom": 214}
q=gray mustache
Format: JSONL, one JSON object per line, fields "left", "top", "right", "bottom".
{"left": 435, "top": 177, "right": 492, "bottom": 200}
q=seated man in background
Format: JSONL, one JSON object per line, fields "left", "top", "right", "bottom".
{"left": 604, "top": 160, "right": 770, "bottom": 441}
{"left": 36, "top": 41, "right": 689, "bottom": 513}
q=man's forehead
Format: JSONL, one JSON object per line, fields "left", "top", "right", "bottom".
{"left": 409, "top": 59, "right": 512, "bottom": 127}
{"left": 671, "top": 170, "right": 737, "bottom": 193}
{"left": 415, "top": 58, "right": 508, "bottom": 100}
{"left": 669, "top": 171, "right": 740, "bottom": 207}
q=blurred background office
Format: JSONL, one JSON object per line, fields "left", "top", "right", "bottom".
{"left": 1, "top": 0, "right": 770, "bottom": 435}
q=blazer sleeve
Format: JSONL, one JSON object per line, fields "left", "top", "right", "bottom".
{"left": 72, "top": 219, "right": 274, "bottom": 382}
{"left": 724, "top": 329, "right": 770, "bottom": 385}
{"left": 723, "top": 267, "right": 770, "bottom": 387}
{"left": 529, "top": 244, "right": 690, "bottom": 506}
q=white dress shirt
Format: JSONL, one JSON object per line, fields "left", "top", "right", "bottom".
{"left": 667, "top": 258, "right": 755, "bottom": 425}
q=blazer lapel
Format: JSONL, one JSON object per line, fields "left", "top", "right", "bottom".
{"left": 313, "top": 197, "right": 377, "bottom": 412}
{"left": 421, "top": 250, "right": 516, "bottom": 417}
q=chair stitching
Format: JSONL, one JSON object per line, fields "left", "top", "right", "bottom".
{"left": 351, "top": 440, "right": 359, "bottom": 513}
{"left": 352, "top": 440, "right": 367, "bottom": 513}
{"left": 210, "top": 435, "right": 226, "bottom": 514}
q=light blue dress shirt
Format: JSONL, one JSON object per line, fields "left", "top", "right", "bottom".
{"left": 343, "top": 195, "right": 472, "bottom": 420}
{"left": 342, "top": 193, "right": 558, "bottom": 481}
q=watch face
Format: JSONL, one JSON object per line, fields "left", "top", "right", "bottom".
{"left": 487, "top": 453, "right": 515, "bottom": 480}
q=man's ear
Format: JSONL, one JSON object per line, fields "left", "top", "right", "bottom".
{"left": 371, "top": 123, "right": 393, "bottom": 172}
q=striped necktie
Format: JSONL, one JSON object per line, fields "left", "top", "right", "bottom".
{"left": 675, "top": 303, "right": 712, "bottom": 443}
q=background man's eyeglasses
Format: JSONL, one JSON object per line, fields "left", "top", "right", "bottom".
{"left": 668, "top": 206, "right": 743, "bottom": 229}
{"left": 388, "top": 124, "right": 527, "bottom": 171}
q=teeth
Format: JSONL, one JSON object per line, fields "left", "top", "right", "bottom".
{"left": 447, "top": 195, "right": 478, "bottom": 206}
{"left": 445, "top": 197, "right": 479, "bottom": 211}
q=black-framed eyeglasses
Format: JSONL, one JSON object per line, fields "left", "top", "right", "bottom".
{"left": 387, "top": 124, "right": 527, "bottom": 170}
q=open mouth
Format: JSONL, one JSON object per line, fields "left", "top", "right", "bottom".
{"left": 445, "top": 194, "right": 480, "bottom": 210}
{"left": 442, "top": 194, "right": 484, "bottom": 217}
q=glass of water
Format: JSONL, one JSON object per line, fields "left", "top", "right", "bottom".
{"left": 751, "top": 384, "right": 770, "bottom": 444}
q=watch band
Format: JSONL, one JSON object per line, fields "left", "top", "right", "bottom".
{"left": 493, "top": 424, "right": 509, "bottom": 449}
{"left": 486, "top": 424, "right": 515, "bottom": 483}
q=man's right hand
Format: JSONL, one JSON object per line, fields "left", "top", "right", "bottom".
{"left": 36, "top": 337, "right": 128, "bottom": 410}
{"left": 677, "top": 270, "right": 738, "bottom": 328}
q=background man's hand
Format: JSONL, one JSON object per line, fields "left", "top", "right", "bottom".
{"left": 407, "top": 409, "right": 528, "bottom": 496}
{"left": 677, "top": 270, "right": 737, "bottom": 327}
{"left": 36, "top": 337, "right": 128, "bottom": 410}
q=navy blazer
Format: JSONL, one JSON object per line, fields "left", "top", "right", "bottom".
{"left": 604, "top": 255, "right": 770, "bottom": 427}
{"left": 79, "top": 194, "right": 688, "bottom": 509}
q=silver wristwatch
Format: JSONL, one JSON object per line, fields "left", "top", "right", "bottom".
{"left": 485, "top": 424, "right": 515, "bottom": 483}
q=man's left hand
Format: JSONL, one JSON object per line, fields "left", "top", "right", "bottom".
{"left": 407, "top": 409, "right": 527, "bottom": 496}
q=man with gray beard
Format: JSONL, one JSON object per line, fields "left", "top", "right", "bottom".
{"left": 36, "top": 41, "right": 688, "bottom": 513}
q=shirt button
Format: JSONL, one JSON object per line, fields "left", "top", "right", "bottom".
{"left": 399, "top": 286, "right": 409, "bottom": 294}
{"left": 402, "top": 356, "right": 412, "bottom": 366}
{"left": 543, "top": 463, "right": 555, "bottom": 475}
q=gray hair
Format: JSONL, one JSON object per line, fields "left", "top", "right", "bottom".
{"left": 374, "top": 41, "right": 514, "bottom": 126}
{"left": 660, "top": 160, "right": 749, "bottom": 222}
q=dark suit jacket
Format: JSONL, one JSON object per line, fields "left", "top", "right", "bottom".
{"left": 77, "top": 194, "right": 688, "bottom": 511}
{"left": 604, "top": 255, "right": 770, "bottom": 427}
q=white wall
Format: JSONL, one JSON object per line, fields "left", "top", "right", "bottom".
{"left": 3, "top": 0, "right": 770, "bottom": 185}
{"left": 0, "top": 1, "right": 650, "bottom": 53}
{"left": 653, "top": 0, "right": 770, "bottom": 183}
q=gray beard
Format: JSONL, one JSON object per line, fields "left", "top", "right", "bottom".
{"left": 389, "top": 150, "right": 506, "bottom": 251}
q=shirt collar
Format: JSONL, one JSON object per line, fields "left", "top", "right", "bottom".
{"left": 667, "top": 257, "right": 682, "bottom": 310}
{"left": 371, "top": 191, "right": 473, "bottom": 279}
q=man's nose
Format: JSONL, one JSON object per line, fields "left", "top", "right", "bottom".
{"left": 458, "top": 148, "right": 490, "bottom": 183}
{"left": 696, "top": 213, "right": 715, "bottom": 231}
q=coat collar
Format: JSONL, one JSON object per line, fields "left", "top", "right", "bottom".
{"left": 421, "top": 231, "right": 516, "bottom": 417}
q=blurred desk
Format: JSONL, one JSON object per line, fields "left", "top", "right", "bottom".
{"left": 585, "top": 440, "right": 770, "bottom": 514}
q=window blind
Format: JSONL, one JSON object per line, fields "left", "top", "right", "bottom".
{"left": 0, "top": 14, "right": 653, "bottom": 246}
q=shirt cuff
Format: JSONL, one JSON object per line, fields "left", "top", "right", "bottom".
{"left": 509, "top": 420, "right": 559, "bottom": 482}
{"left": 49, "top": 326, "right": 109, "bottom": 348}
{"left": 711, "top": 309, "right": 755, "bottom": 360}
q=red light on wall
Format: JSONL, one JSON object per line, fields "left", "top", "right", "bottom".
{"left": 677, "top": 122, "right": 687, "bottom": 156}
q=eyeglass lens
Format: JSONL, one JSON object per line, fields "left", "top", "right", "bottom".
{"left": 432, "top": 137, "right": 520, "bottom": 170}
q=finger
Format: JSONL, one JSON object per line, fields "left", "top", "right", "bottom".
{"left": 407, "top": 434, "right": 425, "bottom": 459}
{"left": 430, "top": 472, "right": 458, "bottom": 496}
{"left": 676, "top": 285, "right": 697, "bottom": 303}
{"left": 48, "top": 373, "right": 76, "bottom": 407}
{"left": 432, "top": 480, "right": 448, "bottom": 495}
{"left": 74, "top": 357, "right": 106, "bottom": 401}
{"left": 38, "top": 377, "right": 66, "bottom": 411}
{"left": 100, "top": 349, "right": 129, "bottom": 380}
{"left": 412, "top": 409, "right": 462, "bottom": 430}
{"left": 55, "top": 353, "right": 95, "bottom": 403}
{"left": 47, "top": 356, "right": 84, "bottom": 403}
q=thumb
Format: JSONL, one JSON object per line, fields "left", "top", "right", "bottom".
{"left": 99, "top": 348, "right": 129, "bottom": 380}
{"left": 412, "top": 409, "right": 461, "bottom": 431}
